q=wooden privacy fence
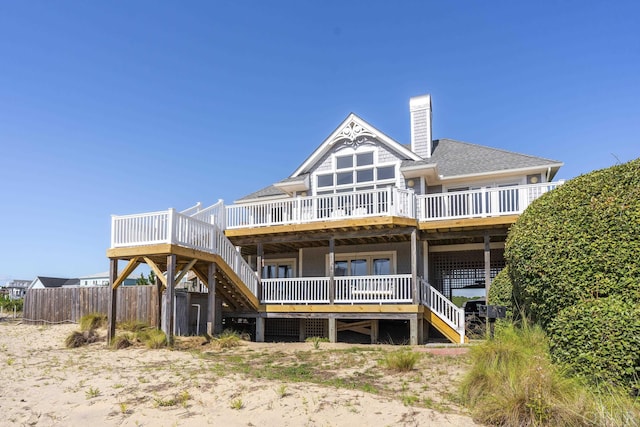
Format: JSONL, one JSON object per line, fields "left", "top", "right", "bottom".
{"left": 23, "top": 286, "right": 159, "bottom": 326}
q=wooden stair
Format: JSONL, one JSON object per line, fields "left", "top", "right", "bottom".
{"left": 423, "top": 308, "right": 468, "bottom": 344}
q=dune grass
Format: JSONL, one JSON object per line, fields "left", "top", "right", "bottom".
{"left": 460, "top": 321, "right": 640, "bottom": 426}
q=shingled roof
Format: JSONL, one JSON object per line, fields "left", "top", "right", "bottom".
{"left": 402, "top": 139, "right": 562, "bottom": 178}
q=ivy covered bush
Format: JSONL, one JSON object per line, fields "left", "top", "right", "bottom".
{"left": 505, "top": 158, "right": 640, "bottom": 392}
{"left": 548, "top": 297, "right": 640, "bottom": 394}
{"left": 506, "top": 158, "right": 640, "bottom": 328}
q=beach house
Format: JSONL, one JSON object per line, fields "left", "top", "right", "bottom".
{"left": 107, "top": 94, "right": 563, "bottom": 344}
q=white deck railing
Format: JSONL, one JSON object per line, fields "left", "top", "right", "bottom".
{"left": 420, "top": 278, "right": 465, "bottom": 343}
{"left": 260, "top": 274, "right": 412, "bottom": 304}
{"left": 261, "top": 277, "right": 330, "bottom": 304}
{"left": 335, "top": 274, "right": 413, "bottom": 303}
{"left": 111, "top": 209, "right": 258, "bottom": 296}
{"left": 416, "top": 181, "right": 563, "bottom": 221}
{"left": 225, "top": 187, "right": 415, "bottom": 229}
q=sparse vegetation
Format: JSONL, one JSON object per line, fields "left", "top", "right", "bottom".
{"left": 305, "top": 336, "right": 328, "bottom": 350}
{"left": 85, "top": 386, "right": 100, "bottom": 399}
{"left": 230, "top": 398, "right": 244, "bottom": 410}
{"left": 382, "top": 349, "right": 421, "bottom": 372}
{"left": 211, "top": 329, "right": 245, "bottom": 349}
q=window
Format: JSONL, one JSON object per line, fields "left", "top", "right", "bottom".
{"left": 315, "top": 148, "right": 396, "bottom": 194}
{"left": 328, "top": 251, "right": 396, "bottom": 276}
{"left": 263, "top": 259, "right": 296, "bottom": 278}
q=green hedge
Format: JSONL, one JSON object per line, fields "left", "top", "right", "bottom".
{"left": 488, "top": 266, "right": 513, "bottom": 317}
{"left": 505, "top": 158, "right": 640, "bottom": 328}
{"left": 548, "top": 297, "right": 640, "bottom": 394}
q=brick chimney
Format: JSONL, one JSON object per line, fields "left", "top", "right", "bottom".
{"left": 410, "top": 94, "right": 432, "bottom": 158}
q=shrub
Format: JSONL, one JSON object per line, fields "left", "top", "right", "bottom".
{"left": 79, "top": 313, "right": 107, "bottom": 331}
{"left": 488, "top": 266, "right": 513, "bottom": 318}
{"left": 0, "top": 298, "right": 23, "bottom": 312}
{"left": 383, "top": 350, "right": 420, "bottom": 372}
{"left": 506, "top": 158, "right": 640, "bottom": 328}
{"left": 548, "top": 297, "right": 640, "bottom": 395}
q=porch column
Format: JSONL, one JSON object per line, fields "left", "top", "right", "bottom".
{"left": 484, "top": 234, "right": 491, "bottom": 302}
{"left": 256, "top": 243, "right": 263, "bottom": 302}
{"left": 329, "top": 237, "right": 335, "bottom": 304}
{"left": 215, "top": 298, "right": 223, "bottom": 334}
{"left": 207, "top": 263, "right": 217, "bottom": 336}
{"left": 107, "top": 259, "right": 118, "bottom": 344}
{"left": 411, "top": 229, "right": 419, "bottom": 304}
{"left": 255, "top": 316, "right": 265, "bottom": 342}
{"left": 162, "top": 254, "right": 176, "bottom": 344}
{"left": 409, "top": 315, "right": 418, "bottom": 345}
{"left": 422, "top": 240, "right": 429, "bottom": 283}
{"left": 328, "top": 317, "right": 337, "bottom": 343}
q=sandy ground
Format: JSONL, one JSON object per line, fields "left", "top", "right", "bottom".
{"left": 0, "top": 320, "right": 479, "bottom": 427}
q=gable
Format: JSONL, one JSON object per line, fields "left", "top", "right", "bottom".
{"left": 291, "top": 114, "right": 421, "bottom": 178}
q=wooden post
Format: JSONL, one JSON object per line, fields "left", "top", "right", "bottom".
{"left": 207, "top": 263, "right": 217, "bottom": 336}
{"left": 256, "top": 243, "right": 263, "bottom": 302}
{"left": 163, "top": 254, "right": 176, "bottom": 344}
{"left": 155, "top": 273, "right": 162, "bottom": 328}
{"left": 417, "top": 316, "right": 424, "bottom": 345}
{"left": 411, "top": 229, "right": 419, "bottom": 304}
{"left": 370, "top": 319, "right": 379, "bottom": 344}
{"left": 215, "top": 298, "right": 223, "bottom": 334}
{"left": 409, "top": 315, "right": 418, "bottom": 345}
{"left": 255, "top": 316, "right": 265, "bottom": 342}
{"left": 107, "top": 259, "right": 118, "bottom": 345}
{"left": 484, "top": 234, "right": 491, "bottom": 302}
{"left": 328, "top": 317, "right": 337, "bottom": 343}
{"left": 329, "top": 237, "right": 335, "bottom": 304}
{"left": 299, "top": 318, "right": 306, "bottom": 342}
{"left": 484, "top": 234, "right": 491, "bottom": 335}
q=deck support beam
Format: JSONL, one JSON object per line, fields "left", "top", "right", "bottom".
{"left": 207, "top": 263, "right": 217, "bottom": 336}
{"left": 370, "top": 319, "right": 379, "bottom": 344}
{"left": 484, "top": 234, "right": 491, "bottom": 302}
{"left": 328, "top": 317, "right": 337, "bottom": 343}
{"left": 162, "top": 254, "right": 176, "bottom": 344}
{"left": 299, "top": 318, "right": 306, "bottom": 341}
{"left": 255, "top": 316, "right": 265, "bottom": 342}
{"left": 107, "top": 259, "right": 118, "bottom": 344}
{"left": 409, "top": 315, "right": 418, "bottom": 345}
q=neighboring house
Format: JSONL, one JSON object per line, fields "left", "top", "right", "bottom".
{"left": 29, "top": 277, "right": 80, "bottom": 289}
{"left": 79, "top": 272, "right": 136, "bottom": 287}
{"left": 4, "top": 279, "right": 31, "bottom": 300}
{"left": 108, "top": 94, "right": 563, "bottom": 344}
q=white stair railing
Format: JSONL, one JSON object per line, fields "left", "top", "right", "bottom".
{"left": 420, "top": 278, "right": 465, "bottom": 343}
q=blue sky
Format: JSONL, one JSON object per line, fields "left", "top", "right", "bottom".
{"left": 1, "top": 1, "right": 638, "bottom": 282}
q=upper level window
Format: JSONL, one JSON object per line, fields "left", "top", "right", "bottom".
{"left": 316, "top": 149, "right": 396, "bottom": 194}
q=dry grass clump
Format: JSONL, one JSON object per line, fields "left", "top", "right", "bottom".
{"left": 138, "top": 329, "right": 167, "bottom": 349}
{"left": 111, "top": 332, "right": 134, "bottom": 349}
{"left": 211, "top": 329, "right": 246, "bottom": 350}
{"left": 65, "top": 329, "right": 99, "bottom": 348}
{"left": 79, "top": 313, "right": 107, "bottom": 331}
{"left": 382, "top": 349, "right": 421, "bottom": 372}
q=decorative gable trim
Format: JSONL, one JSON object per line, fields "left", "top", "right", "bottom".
{"left": 291, "top": 113, "right": 421, "bottom": 178}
